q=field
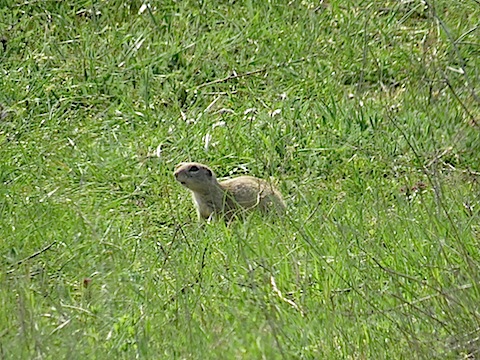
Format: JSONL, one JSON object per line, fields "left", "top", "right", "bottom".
{"left": 1, "top": 0, "right": 479, "bottom": 358}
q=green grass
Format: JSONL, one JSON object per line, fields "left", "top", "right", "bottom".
{"left": 1, "top": 0, "right": 479, "bottom": 358}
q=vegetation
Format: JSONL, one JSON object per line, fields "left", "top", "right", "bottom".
{"left": 1, "top": 0, "right": 479, "bottom": 358}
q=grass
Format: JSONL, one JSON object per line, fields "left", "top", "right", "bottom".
{"left": 1, "top": 0, "right": 479, "bottom": 358}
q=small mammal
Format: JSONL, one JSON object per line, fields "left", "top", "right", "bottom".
{"left": 174, "top": 162, "right": 285, "bottom": 221}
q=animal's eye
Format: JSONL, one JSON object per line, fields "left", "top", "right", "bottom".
{"left": 189, "top": 165, "right": 199, "bottom": 172}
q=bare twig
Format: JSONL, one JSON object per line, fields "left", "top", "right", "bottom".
{"left": 195, "top": 68, "right": 268, "bottom": 90}
{"left": 7, "top": 241, "right": 57, "bottom": 274}
{"left": 389, "top": 292, "right": 449, "bottom": 327}
{"left": 424, "top": 0, "right": 479, "bottom": 104}
{"left": 385, "top": 111, "right": 478, "bottom": 277}
{"left": 270, "top": 275, "right": 304, "bottom": 316}
{"left": 194, "top": 54, "right": 322, "bottom": 90}
{"left": 425, "top": 146, "right": 453, "bottom": 168}
{"left": 371, "top": 256, "right": 471, "bottom": 311}
{"left": 441, "top": 72, "right": 479, "bottom": 126}
{"left": 388, "top": 283, "right": 472, "bottom": 314}
{"left": 162, "top": 240, "right": 209, "bottom": 308}
{"left": 287, "top": 216, "right": 414, "bottom": 340}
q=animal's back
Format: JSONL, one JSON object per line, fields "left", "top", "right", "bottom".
{"left": 219, "top": 176, "right": 286, "bottom": 214}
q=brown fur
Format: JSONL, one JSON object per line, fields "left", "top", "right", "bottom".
{"left": 174, "top": 162, "right": 285, "bottom": 221}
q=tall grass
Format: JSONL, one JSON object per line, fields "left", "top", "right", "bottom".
{"left": 1, "top": 0, "right": 479, "bottom": 358}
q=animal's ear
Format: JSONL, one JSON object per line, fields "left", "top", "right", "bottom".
{"left": 206, "top": 168, "right": 212, "bottom": 177}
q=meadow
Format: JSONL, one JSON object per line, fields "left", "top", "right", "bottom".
{"left": 1, "top": 0, "right": 479, "bottom": 358}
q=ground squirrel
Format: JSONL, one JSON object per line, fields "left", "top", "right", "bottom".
{"left": 174, "top": 162, "right": 286, "bottom": 221}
